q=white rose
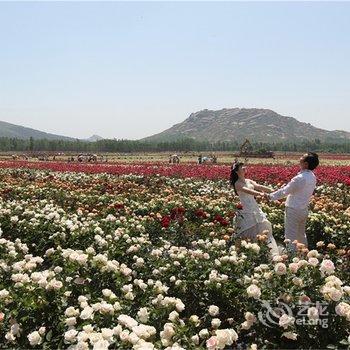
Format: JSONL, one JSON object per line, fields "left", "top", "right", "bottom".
{"left": 65, "top": 317, "right": 77, "bottom": 326}
{"left": 137, "top": 307, "right": 149, "bottom": 323}
{"left": 119, "top": 330, "right": 130, "bottom": 342}
{"left": 279, "top": 314, "right": 295, "bottom": 329}
{"left": 80, "top": 306, "right": 94, "bottom": 320}
{"left": 83, "top": 325, "right": 94, "bottom": 334}
{"left": 208, "top": 305, "right": 219, "bottom": 317}
{"left": 65, "top": 307, "right": 79, "bottom": 317}
{"left": 191, "top": 334, "right": 200, "bottom": 345}
{"left": 292, "top": 277, "right": 303, "bottom": 287}
{"left": 54, "top": 266, "right": 63, "bottom": 273}
{"left": 0, "top": 289, "right": 10, "bottom": 299}
{"left": 133, "top": 340, "right": 155, "bottom": 349}
{"left": 118, "top": 315, "right": 138, "bottom": 329}
{"left": 64, "top": 329, "right": 78, "bottom": 343}
{"left": 245, "top": 312, "right": 256, "bottom": 323}
{"left": 101, "top": 328, "right": 114, "bottom": 341}
{"left": 5, "top": 332, "right": 16, "bottom": 342}
{"left": 189, "top": 315, "right": 200, "bottom": 326}
{"left": 27, "top": 331, "right": 42, "bottom": 346}
{"left": 162, "top": 323, "right": 175, "bottom": 339}
{"left": 211, "top": 318, "right": 221, "bottom": 328}
{"left": 282, "top": 332, "right": 298, "bottom": 340}
{"left": 343, "top": 286, "right": 350, "bottom": 295}
{"left": 199, "top": 328, "right": 209, "bottom": 339}
{"left": 247, "top": 285, "right": 261, "bottom": 299}
{"left": 168, "top": 311, "right": 179, "bottom": 322}
{"left": 102, "top": 289, "right": 112, "bottom": 298}
{"left": 135, "top": 258, "right": 144, "bottom": 267}
{"left": 175, "top": 300, "right": 185, "bottom": 312}
{"left": 93, "top": 339, "right": 110, "bottom": 349}
{"left": 125, "top": 292, "right": 135, "bottom": 300}
{"left": 241, "top": 321, "right": 252, "bottom": 330}
{"left": 113, "top": 325, "right": 123, "bottom": 336}
{"left": 216, "top": 329, "right": 238, "bottom": 348}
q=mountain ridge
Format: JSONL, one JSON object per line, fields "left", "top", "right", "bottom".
{"left": 0, "top": 120, "right": 75, "bottom": 141}
{"left": 1, "top": 109, "right": 349, "bottom": 143}
{"left": 143, "top": 108, "right": 350, "bottom": 143}
{"left": 0, "top": 120, "right": 105, "bottom": 141}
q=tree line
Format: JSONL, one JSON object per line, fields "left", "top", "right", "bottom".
{"left": 0, "top": 136, "right": 349, "bottom": 153}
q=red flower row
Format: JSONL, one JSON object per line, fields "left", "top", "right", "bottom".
{"left": 0, "top": 160, "right": 349, "bottom": 185}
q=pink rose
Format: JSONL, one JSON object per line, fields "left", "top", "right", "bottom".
{"left": 288, "top": 263, "right": 299, "bottom": 274}
{"left": 206, "top": 336, "right": 218, "bottom": 350}
{"left": 299, "top": 295, "right": 311, "bottom": 304}
{"left": 320, "top": 259, "right": 335, "bottom": 275}
{"left": 274, "top": 263, "right": 287, "bottom": 275}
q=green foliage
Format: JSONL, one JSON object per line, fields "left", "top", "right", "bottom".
{"left": 0, "top": 137, "right": 349, "bottom": 153}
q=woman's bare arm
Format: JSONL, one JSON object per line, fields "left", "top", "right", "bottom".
{"left": 235, "top": 182, "right": 264, "bottom": 197}
{"left": 249, "top": 180, "right": 273, "bottom": 193}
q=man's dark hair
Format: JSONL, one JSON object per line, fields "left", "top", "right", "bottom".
{"left": 304, "top": 152, "right": 319, "bottom": 170}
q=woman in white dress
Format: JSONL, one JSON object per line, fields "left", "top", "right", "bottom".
{"left": 230, "top": 162, "right": 279, "bottom": 255}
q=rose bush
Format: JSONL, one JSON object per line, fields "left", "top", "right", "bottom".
{"left": 0, "top": 168, "right": 349, "bottom": 349}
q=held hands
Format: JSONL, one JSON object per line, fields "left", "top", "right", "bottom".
{"left": 263, "top": 192, "right": 271, "bottom": 201}
{"left": 256, "top": 192, "right": 267, "bottom": 200}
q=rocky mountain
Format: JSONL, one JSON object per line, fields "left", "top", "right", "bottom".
{"left": 0, "top": 120, "right": 75, "bottom": 141}
{"left": 143, "top": 108, "right": 350, "bottom": 143}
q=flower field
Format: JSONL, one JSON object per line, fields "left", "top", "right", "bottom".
{"left": 0, "top": 166, "right": 349, "bottom": 349}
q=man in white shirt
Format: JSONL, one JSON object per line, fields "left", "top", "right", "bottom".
{"left": 268, "top": 153, "right": 319, "bottom": 252}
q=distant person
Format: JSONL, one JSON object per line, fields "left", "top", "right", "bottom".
{"left": 198, "top": 155, "right": 203, "bottom": 164}
{"left": 268, "top": 152, "right": 319, "bottom": 252}
{"left": 230, "top": 162, "right": 279, "bottom": 256}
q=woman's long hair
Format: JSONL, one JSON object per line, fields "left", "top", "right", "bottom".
{"left": 230, "top": 162, "right": 244, "bottom": 195}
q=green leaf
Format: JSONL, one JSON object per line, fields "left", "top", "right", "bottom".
{"left": 46, "top": 330, "right": 53, "bottom": 342}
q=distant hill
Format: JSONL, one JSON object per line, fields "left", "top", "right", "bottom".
{"left": 143, "top": 108, "right": 350, "bottom": 143}
{"left": 0, "top": 120, "right": 74, "bottom": 141}
{"left": 86, "top": 135, "right": 104, "bottom": 142}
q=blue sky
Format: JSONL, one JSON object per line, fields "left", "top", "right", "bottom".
{"left": 0, "top": 1, "right": 349, "bottom": 139}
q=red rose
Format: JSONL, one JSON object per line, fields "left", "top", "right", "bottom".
{"left": 161, "top": 215, "right": 171, "bottom": 228}
{"left": 170, "top": 207, "right": 185, "bottom": 220}
{"left": 220, "top": 219, "right": 229, "bottom": 226}
{"left": 214, "top": 214, "right": 223, "bottom": 222}
{"left": 195, "top": 209, "right": 205, "bottom": 218}
{"left": 177, "top": 207, "right": 186, "bottom": 214}
{"left": 236, "top": 203, "right": 243, "bottom": 210}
